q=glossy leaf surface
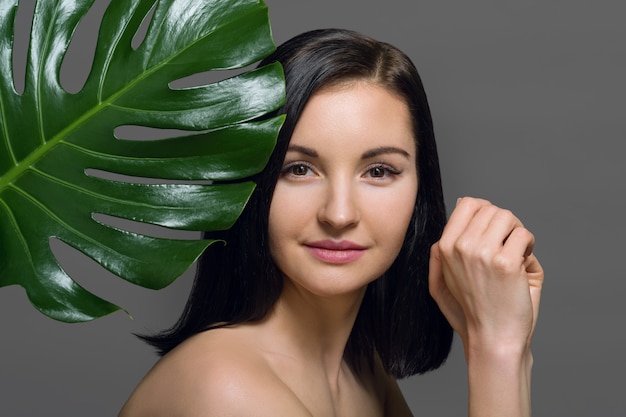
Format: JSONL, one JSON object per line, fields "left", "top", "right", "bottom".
{"left": 0, "top": 0, "right": 285, "bottom": 322}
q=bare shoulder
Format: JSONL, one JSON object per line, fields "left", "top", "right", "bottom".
{"left": 370, "top": 355, "right": 413, "bottom": 417}
{"left": 119, "top": 328, "right": 311, "bottom": 417}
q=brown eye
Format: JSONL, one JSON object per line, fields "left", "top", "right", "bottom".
{"left": 280, "top": 162, "right": 316, "bottom": 179}
{"left": 292, "top": 164, "right": 309, "bottom": 175}
{"left": 363, "top": 164, "right": 401, "bottom": 181}
{"left": 369, "top": 166, "right": 385, "bottom": 177}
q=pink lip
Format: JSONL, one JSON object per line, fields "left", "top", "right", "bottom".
{"left": 304, "top": 240, "right": 366, "bottom": 264}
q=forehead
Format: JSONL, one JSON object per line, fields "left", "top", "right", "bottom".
{"left": 289, "top": 81, "right": 416, "bottom": 154}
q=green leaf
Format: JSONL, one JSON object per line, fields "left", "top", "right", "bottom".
{"left": 0, "top": 0, "right": 285, "bottom": 322}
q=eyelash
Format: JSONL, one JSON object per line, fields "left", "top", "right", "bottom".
{"left": 280, "top": 161, "right": 402, "bottom": 179}
{"left": 280, "top": 162, "right": 316, "bottom": 178}
{"left": 364, "top": 163, "right": 402, "bottom": 179}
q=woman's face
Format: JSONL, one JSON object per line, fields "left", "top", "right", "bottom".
{"left": 268, "top": 82, "right": 418, "bottom": 298}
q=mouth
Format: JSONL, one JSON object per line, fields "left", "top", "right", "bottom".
{"left": 304, "top": 240, "right": 367, "bottom": 264}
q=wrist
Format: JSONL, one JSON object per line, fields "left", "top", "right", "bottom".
{"left": 466, "top": 343, "right": 533, "bottom": 377}
{"left": 462, "top": 330, "right": 532, "bottom": 363}
{"left": 465, "top": 342, "right": 533, "bottom": 417}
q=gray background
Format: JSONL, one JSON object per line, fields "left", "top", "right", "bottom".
{"left": 1, "top": 0, "right": 624, "bottom": 415}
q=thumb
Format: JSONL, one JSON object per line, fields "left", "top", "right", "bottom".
{"left": 524, "top": 253, "right": 544, "bottom": 335}
{"left": 428, "top": 242, "right": 443, "bottom": 298}
{"left": 428, "top": 241, "right": 465, "bottom": 336}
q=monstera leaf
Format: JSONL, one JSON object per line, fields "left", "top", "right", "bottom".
{"left": 0, "top": 0, "right": 285, "bottom": 322}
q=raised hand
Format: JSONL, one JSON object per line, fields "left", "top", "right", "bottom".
{"left": 428, "top": 197, "right": 544, "bottom": 416}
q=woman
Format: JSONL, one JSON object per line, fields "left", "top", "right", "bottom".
{"left": 119, "top": 29, "right": 543, "bottom": 416}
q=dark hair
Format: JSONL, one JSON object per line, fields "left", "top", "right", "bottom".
{"left": 142, "top": 29, "right": 452, "bottom": 378}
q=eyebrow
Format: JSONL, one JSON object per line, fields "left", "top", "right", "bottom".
{"left": 361, "top": 146, "right": 411, "bottom": 159}
{"left": 286, "top": 145, "right": 411, "bottom": 160}
{"left": 286, "top": 145, "right": 318, "bottom": 157}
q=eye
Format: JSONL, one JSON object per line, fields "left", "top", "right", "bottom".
{"left": 291, "top": 164, "right": 310, "bottom": 176}
{"left": 280, "top": 162, "right": 316, "bottom": 179}
{"left": 368, "top": 166, "right": 386, "bottom": 178}
{"left": 364, "top": 163, "right": 401, "bottom": 179}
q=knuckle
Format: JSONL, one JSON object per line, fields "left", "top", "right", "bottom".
{"left": 511, "top": 226, "right": 536, "bottom": 249}
{"left": 453, "top": 236, "right": 474, "bottom": 256}
{"left": 519, "top": 227, "right": 535, "bottom": 242}
{"left": 460, "top": 196, "right": 489, "bottom": 211}
{"left": 491, "top": 252, "right": 517, "bottom": 273}
{"left": 497, "top": 208, "right": 514, "bottom": 220}
{"left": 477, "top": 245, "right": 496, "bottom": 264}
{"left": 437, "top": 237, "right": 454, "bottom": 256}
{"left": 480, "top": 203, "right": 499, "bottom": 214}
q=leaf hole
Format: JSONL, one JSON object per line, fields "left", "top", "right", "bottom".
{"left": 49, "top": 236, "right": 197, "bottom": 323}
{"left": 114, "top": 125, "right": 197, "bottom": 141}
{"left": 85, "top": 169, "right": 212, "bottom": 185}
{"left": 60, "top": 0, "right": 111, "bottom": 94}
{"left": 12, "top": 0, "right": 35, "bottom": 94}
{"left": 169, "top": 64, "right": 255, "bottom": 89}
{"left": 49, "top": 236, "right": 121, "bottom": 294}
{"left": 92, "top": 213, "right": 202, "bottom": 240}
{"left": 131, "top": 0, "right": 157, "bottom": 50}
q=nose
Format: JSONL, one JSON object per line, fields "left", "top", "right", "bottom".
{"left": 317, "top": 178, "right": 360, "bottom": 230}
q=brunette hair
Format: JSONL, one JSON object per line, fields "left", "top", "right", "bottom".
{"left": 142, "top": 28, "right": 452, "bottom": 378}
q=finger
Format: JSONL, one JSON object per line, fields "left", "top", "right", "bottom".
{"left": 428, "top": 242, "right": 456, "bottom": 311}
{"left": 428, "top": 242, "right": 443, "bottom": 296}
{"left": 500, "top": 226, "right": 535, "bottom": 261}
{"left": 524, "top": 252, "right": 543, "bottom": 277}
{"left": 524, "top": 253, "right": 544, "bottom": 335}
{"left": 456, "top": 204, "right": 501, "bottom": 243}
{"left": 481, "top": 208, "right": 525, "bottom": 250}
{"left": 428, "top": 242, "right": 466, "bottom": 334}
{"left": 428, "top": 243, "right": 452, "bottom": 312}
{"left": 440, "top": 197, "right": 492, "bottom": 248}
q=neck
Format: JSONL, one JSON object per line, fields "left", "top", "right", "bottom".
{"left": 262, "top": 279, "right": 366, "bottom": 386}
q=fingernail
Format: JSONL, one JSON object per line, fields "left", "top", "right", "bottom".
{"left": 456, "top": 197, "right": 462, "bottom": 207}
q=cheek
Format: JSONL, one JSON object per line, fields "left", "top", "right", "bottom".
{"left": 267, "top": 184, "right": 315, "bottom": 256}
{"left": 267, "top": 194, "right": 286, "bottom": 260}
{"left": 375, "top": 181, "right": 418, "bottom": 250}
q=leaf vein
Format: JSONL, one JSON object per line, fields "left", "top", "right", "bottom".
{"left": 0, "top": 196, "right": 33, "bottom": 267}
{"left": 8, "top": 182, "right": 131, "bottom": 253}
{"left": 36, "top": 3, "right": 61, "bottom": 146}
{"left": 97, "top": 3, "right": 138, "bottom": 103}
{"left": 30, "top": 166, "right": 194, "bottom": 211}
{"left": 0, "top": 87, "right": 18, "bottom": 166}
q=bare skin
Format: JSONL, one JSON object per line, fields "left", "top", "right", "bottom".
{"left": 119, "top": 304, "right": 410, "bottom": 417}
{"left": 430, "top": 197, "right": 543, "bottom": 416}
{"left": 120, "top": 82, "right": 415, "bottom": 417}
{"left": 119, "top": 83, "right": 543, "bottom": 417}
